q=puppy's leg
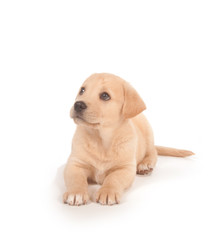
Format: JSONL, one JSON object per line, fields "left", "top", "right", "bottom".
{"left": 63, "top": 161, "right": 90, "bottom": 206}
{"left": 96, "top": 166, "right": 135, "bottom": 205}
{"left": 137, "top": 148, "right": 157, "bottom": 175}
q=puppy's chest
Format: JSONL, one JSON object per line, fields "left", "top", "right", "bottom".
{"left": 93, "top": 168, "right": 107, "bottom": 184}
{"left": 83, "top": 140, "right": 118, "bottom": 183}
{"left": 84, "top": 139, "right": 116, "bottom": 162}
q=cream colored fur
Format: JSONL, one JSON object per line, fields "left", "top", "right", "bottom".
{"left": 63, "top": 73, "right": 194, "bottom": 206}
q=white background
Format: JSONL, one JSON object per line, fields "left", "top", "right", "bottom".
{"left": 0, "top": 0, "right": 213, "bottom": 239}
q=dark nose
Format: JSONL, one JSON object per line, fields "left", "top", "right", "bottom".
{"left": 74, "top": 101, "right": 87, "bottom": 112}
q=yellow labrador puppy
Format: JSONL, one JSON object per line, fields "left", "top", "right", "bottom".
{"left": 63, "top": 73, "right": 193, "bottom": 206}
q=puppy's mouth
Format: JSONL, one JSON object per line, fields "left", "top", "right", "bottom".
{"left": 73, "top": 115, "right": 100, "bottom": 127}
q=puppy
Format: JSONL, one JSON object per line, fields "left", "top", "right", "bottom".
{"left": 63, "top": 73, "right": 194, "bottom": 206}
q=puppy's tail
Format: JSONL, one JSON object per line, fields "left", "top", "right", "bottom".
{"left": 155, "top": 146, "right": 194, "bottom": 157}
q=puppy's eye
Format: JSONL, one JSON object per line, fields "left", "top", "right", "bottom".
{"left": 79, "top": 87, "right": 85, "bottom": 95}
{"left": 100, "top": 92, "right": 111, "bottom": 101}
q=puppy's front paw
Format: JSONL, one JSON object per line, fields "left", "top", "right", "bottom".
{"left": 63, "top": 191, "right": 89, "bottom": 206}
{"left": 96, "top": 188, "right": 121, "bottom": 205}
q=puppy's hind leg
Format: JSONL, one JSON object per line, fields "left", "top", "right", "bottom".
{"left": 137, "top": 148, "right": 157, "bottom": 175}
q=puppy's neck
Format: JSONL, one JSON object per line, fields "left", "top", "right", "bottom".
{"left": 98, "top": 126, "right": 117, "bottom": 150}
{"left": 84, "top": 120, "right": 129, "bottom": 150}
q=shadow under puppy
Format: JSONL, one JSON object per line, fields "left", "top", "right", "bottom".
{"left": 63, "top": 73, "right": 194, "bottom": 206}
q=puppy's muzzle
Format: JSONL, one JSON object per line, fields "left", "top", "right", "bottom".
{"left": 74, "top": 101, "right": 87, "bottom": 113}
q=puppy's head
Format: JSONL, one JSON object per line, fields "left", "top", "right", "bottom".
{"left": 70, "top": 73, "right": 146, "bottom": 128}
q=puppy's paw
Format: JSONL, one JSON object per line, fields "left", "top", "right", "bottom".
{"left": 63, "top": 191, "right": 89, "bottom": 206}
{"left": 137, "top": 163, "right": 153, "bottom": 175}
{"left": 95, "top": 188, "right": 121, "bottom": 205}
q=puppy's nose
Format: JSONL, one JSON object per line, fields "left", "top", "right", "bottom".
{"left": 74, "top": 101, "right": 87, "bottom": 112}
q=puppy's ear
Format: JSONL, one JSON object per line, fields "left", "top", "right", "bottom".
{"left": 122, "top": 82, "right": 146, "bottom": 119}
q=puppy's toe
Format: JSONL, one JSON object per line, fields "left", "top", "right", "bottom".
{"left": 96, "top": 188, "right": 120, "bottom": 205}
{"left": 137, "top": 163, "right": 153, "bottom": 175}
{"left": 63, "top": 192, "right": 89, "bottom": 206}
